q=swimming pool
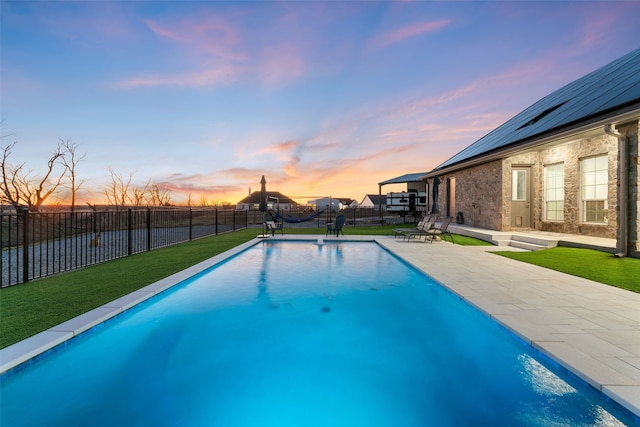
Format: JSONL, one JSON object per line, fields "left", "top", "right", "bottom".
{"left": 0, "top": 241, "right": 635, "bottom": 426}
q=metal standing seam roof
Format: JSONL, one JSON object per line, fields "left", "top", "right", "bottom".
{"left": 378, "top": 172, "right": 428, "bottom": 186}
{"left": 432, "top": 48, "right": 640, "bottom": 172}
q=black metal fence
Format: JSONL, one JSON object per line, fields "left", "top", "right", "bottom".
{"left": 1, "top": 207, "right": 249, "bottom": 287}
{"left": 1, "top": 206, "right": 402, "bottom": 287}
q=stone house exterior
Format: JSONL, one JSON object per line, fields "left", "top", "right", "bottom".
{"left": 422, "top": 49, "right": 640, "bottom": 258}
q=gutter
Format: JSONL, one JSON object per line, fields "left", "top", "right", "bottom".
{"left": 604, "top": 124, "right": 628, "bottom": 258}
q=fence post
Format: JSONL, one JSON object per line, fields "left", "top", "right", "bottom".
{"left": 128, "top": 208, "right": 133, "bottom": 256}
{"left": 233, "top": 210, "right": 236, "bottom": 231}
{"left": 215, "top": 209, "right": 218, "bottom": 235}
{"left": 21, "top": 207, "right": 29, "bottom": 284}
{"left": 189, "top": 209, "right": 193, "bottom": 241}
{"left": 147, "top": 208, "right": 152, "bottom": 251}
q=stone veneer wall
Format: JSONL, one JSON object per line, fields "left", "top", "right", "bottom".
{"left": 618, "top": 120, "right": 639, "bottom": 257}
{"left": 436, "top": 160, "right": 503, "bottom": 230}
{"left": 435, "top": 122, "right": 639, "bottom": 254}
{"left": 535, "top": 133, "right": 619, "bottom": 238}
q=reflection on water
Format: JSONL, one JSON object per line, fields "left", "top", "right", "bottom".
{"left": 519, "top": 354, "right": 576, "bottom": 396}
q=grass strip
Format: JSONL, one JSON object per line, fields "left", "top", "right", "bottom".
{"left": 493, "top": 247, "right": 640, "bottom": 293}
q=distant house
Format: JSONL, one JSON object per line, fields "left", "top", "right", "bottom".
{"left": 360, "top": 194, "right": 386, "bottom": 210}
{"left": 236, "top": 191, "right": 297, "bottom": 211}
{"left": 339, "top": 198, "right": 358, "bottom": 209}
{"left": 309, "top": 197, "right": 355, "bottom": 211}
{"left": 421, "top": 48, "right": 640, "bottom": 258}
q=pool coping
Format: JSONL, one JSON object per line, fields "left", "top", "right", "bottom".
{"left": 1, "top": 234, "right": 639, "bottom": 419}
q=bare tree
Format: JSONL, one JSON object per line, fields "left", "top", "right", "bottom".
{"left": 148, "top": 183, "right": 172, "bottom": 206}
{"left": 105, "top": 167, "right": 134, "bottom": 208}
{"left": 1, "top": 140, "right": 66, "bottom": 212}
{"left": 131, "top": 179, "right": 150, "bottom": 206}
{"left": 59, "top": 138, "right": 86, "bottom": 211}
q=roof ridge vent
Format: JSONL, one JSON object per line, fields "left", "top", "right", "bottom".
{"left": 517, "top": 100, "right": 569, "bottom": 130}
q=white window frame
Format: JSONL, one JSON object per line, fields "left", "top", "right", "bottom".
{"left": 580, "top": 155, "right": 608, "bottom": 223}
{"left": 544, "top": 163, "right": 564, "bottom": 221}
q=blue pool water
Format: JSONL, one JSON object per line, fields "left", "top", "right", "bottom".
{"left": 1, "top": 241, "right": 636, "bottom": 426}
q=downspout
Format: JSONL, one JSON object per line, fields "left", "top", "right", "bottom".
{"left": 604, "top": 124, "right": 628, "bottom": 257}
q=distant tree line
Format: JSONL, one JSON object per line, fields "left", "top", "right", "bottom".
{"left": 1, "top": 130, "right": 177, "bottom": 213}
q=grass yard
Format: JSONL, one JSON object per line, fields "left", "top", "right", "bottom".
{"left": 493, "top": 247, "right": 640, "bottom": 293}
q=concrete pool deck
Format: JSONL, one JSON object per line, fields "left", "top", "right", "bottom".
{"left": 374, "top": 236, "right": 640, "bottom": 418}
{"left": 1, "top": 234, "right": 639, "bottom": 418}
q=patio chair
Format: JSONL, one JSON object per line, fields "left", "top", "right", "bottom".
{"left": 326, "top": 214, "right": 346, "bottom": 237}
{"left": 263, "top": 212, "right": 284, "bottom": 236}
{"left": 403, "top": 216, "right": 438, "bottom": 241}
{"left": 425, "top": 216, "right": 454, "bottom": 244}
{"left": 265, "top": 220, "right": 283, "bottom": 236}
{"left": 394, "top": 215, "right": 435, "bottom": 239}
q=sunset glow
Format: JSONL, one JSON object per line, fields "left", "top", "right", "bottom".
{"left": 2, "top": 1, "right": 639, "bottom": 206}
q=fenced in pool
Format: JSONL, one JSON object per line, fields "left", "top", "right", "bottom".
{"left": 1, "top": 240, "right": 635, "bottom": 426}
{"left": 1, "top": 207, "right": 388, "bottom": 287}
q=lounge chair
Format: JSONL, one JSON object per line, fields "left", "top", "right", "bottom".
{"left": 393, "top": 215, "right": 435, "bottom": 238}
{"left": 425, "top": 216, "right": 454, "bottom": 244}
{"left": 326, "top": 214, "right": 346, "bottom": 237}
{"left": 393, "top": 219, "right": 424, "bottom": 238}
{"left": 402, "top": 215, "right": 437, "bottom": 241}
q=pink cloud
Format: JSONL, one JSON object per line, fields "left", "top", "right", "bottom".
{"left": 116, "top": 66, "right": 238, "bottom": 88}
{"left": 144, "top": 14, "right": 244, "bottom": 60}
{"left": 144, "top": 19, "right": 184, "bottom": 42}
{"left": 267, "top": 140, "right": 299, "bottom": 153}
{"left": 121, "top": 12, "right": 313, "bottom": 89}
{"left": 35, "top": 3, "right": 139, "bottom": 44}
{"left": 259, "top": 43, "right": 308, "bottom": 86}
{"left": 112, "top": 14, "right": 248, "bottom": 88}
{"left": 369, "top": 19, "right": 452, "bottom": 49}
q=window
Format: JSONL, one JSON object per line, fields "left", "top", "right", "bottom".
{"left": 581, "top": 155, "right": 608, "bottom": 223}
{"left": 544, "top": 163, "right": 564, "bottom": 221}
{"left": 512, "top": 170, "right": 527, "bottom": 201}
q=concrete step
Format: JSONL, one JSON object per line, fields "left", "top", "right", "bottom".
{"left": 511, "top": 234, "right": 558, "bottom": 249}
{"left": 491, "top": 238, "right": 513, "bottom": 247}
{"left": 509, "top": 239, "right": 549, "bottom": 251}
{"left": 449, "top": 224, "right": 557, "bottom": 250}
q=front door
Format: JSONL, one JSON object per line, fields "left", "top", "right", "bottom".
{"left": 511, "top": 167, "right": 531, "bottom": 228}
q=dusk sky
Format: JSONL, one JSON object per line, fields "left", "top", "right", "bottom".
{"left": 2, "top": 1, "right": 639, "bottom": 206}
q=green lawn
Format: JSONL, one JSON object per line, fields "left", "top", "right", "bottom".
{"left": 1, "top": 225, "right": 632, "bottom": 349}
{"left": 493, "top": 247, "right": 640, "bottom": 293}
